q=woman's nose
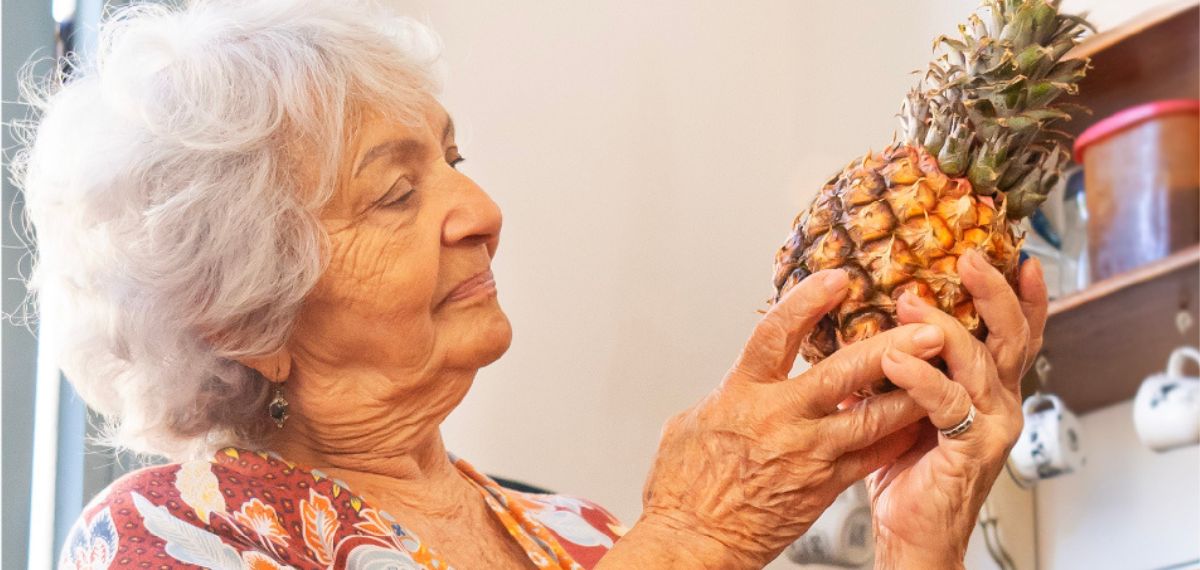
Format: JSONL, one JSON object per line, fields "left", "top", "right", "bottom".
{"left": 443, "top": 177, "right": 502, "bottom": 257}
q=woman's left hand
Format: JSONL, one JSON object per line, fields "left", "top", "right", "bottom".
{"left": 865, "top": 249, "right": 1048, "bottom": 569}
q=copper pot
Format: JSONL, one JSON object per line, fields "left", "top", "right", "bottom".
{"left": 1074, "top": 99, "right": 1200, "bottom": 281}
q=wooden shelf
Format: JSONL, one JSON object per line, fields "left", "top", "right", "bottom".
{"left": 1067, "top": 0, "right": 1197, "bottom": 59}
{"left": 1021, "top": 246, "right": 1200, "bottom": 413}
{"left": 1062, "top": 1, "right": 1199, "bottom": 138}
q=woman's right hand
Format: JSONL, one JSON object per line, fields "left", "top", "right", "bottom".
{"left": 606, "top": 269, "right": 947, "bottom": 569}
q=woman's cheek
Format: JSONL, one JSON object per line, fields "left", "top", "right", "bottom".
{"left": 316, "top": 227, "right": 430, "bottom": 312}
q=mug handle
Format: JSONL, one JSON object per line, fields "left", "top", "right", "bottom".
{"left": 1167, "top": 346, "right": 1200, "bottom": 378}
{"left": 1022, "top": 394, "right": 1042, "bottom": 416}
{"left": 1023, "top": 393, "right": 1064, "bottom": 415}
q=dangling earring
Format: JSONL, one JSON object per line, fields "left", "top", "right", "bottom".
{"left": 268, "top": 363, "right": 289, "bottom": 428}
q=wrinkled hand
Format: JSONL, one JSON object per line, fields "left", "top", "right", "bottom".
{"left": 636, "top": 269, "right": 948, "bottom": 569}
{"left": 865, "top": 250, "right": 1048, "bottom": 569}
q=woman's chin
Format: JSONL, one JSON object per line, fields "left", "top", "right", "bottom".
{"left": 448, "top": 303, "right": 513, "bottom": 368}
{"left": 474, "top": 316, "right": 513, "bottom": 367}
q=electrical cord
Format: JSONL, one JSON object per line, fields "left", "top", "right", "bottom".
{"left": 978, "top": 502, "right": 1018, "bottom": 570}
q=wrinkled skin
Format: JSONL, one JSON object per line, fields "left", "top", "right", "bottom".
{"left": 599, "top": 270, "right": 951, "bottom": 569}
{"left": 864, "top": 250, "right": 1048, "bottom": 569}
{"left": 605, "top": 251, "right": 1046, "bottom": 570}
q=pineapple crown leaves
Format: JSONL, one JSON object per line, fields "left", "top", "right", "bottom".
{"left": 901, "top": 0, "right": 1093, "bottom": 219}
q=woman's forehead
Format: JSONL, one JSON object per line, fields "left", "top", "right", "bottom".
{"left": 357, "top": 98, "right": 452, "bottom": 142}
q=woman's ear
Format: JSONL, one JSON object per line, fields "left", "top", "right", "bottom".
{"left": 237, "top": 351, "right": 292, "bottom": 384}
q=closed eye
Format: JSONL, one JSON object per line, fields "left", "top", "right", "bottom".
{"left": 385, "top": 188, "right": 416, "bottom": 207}
{"left": 379, "top": 177, "right": 417, "bottom": 208}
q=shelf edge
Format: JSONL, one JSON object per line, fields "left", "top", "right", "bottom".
{"left": 1066, "top": 0, "right": 1199, "bottom": 60}
{"left": 1048, "top": 245, "right": 1200, "bottom": 316}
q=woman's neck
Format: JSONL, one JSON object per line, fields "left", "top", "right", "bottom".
{"left": 271, "top": 426, "right": 477, "bottom": 518}
{"left": 261, "top": 365, "right": 537, "bottom": 568}
{"left": 261, "top": 353, "right": 484, "bottom": 516}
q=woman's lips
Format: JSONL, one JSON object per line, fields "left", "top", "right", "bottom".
{"left": 443, "top": 269, "right": 496, "bottom": 305}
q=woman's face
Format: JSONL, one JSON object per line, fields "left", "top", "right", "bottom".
{"left": 288, "top": 99, "right": 511, "bottom": 396}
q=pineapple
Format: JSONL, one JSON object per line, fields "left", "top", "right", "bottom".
{"left": 772, "top": 0, "right": 1090, "bottom": 394}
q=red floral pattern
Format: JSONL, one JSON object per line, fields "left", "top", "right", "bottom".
{"left": 58, "top": 448, "right": 625, "bottom": 569}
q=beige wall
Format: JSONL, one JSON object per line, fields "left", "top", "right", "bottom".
{"left": 1035, "top": 401, "right": 1200, "bottom": 570}
{"left": 382, "top": 1, "right": 1187, "bottom": 568}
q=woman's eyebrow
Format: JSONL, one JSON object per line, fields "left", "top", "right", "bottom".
{"left": 354, "top": 139, "right": 425, "bottom": 179}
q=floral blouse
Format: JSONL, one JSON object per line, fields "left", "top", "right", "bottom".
{"left": 59, "top": 448, "right": 627, "bottom": 569}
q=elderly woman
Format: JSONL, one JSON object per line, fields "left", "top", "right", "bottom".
{"left": 19, "top": 1, "right": 1045, "bottom": 569}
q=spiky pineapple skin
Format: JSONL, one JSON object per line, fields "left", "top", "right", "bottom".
{"left": 772, "top": 144, "right": 1021, "bottom": 396}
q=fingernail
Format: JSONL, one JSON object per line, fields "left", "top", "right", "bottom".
{"left": 967, "top": 248, "right": 989, "bottom": 269}
{"left": 820, "top": 269, "right": 848, "bottom": 291}
{"left": 913, "top": 325, "right": 942, "bottom": 348}
{"left": 898, "top": 291, "right": 919, "bottom": 308}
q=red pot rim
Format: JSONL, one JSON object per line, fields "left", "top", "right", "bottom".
{"left": 1073, "top": 99, "right": 1200, "bottom": 163}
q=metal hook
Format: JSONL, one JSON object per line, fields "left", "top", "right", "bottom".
{"left": 1034, "top": 354, "right": 1052, "bottom": 390}
{"left": 1176, "top": 310, "right": 1194, "bottom": 336}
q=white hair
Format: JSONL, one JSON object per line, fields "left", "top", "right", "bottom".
{"left": 11, "top": 0, "right": 443, "bottom": 461}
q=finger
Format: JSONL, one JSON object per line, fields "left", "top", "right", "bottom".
{"left": 822, "top": 389, "right": 925, "bottom": 454}
{"left": 896, "top": 292, "right": 996, "bottom": 407}
{"left": 732, "top": 269, "right": 848, "bottom": 382}
{"left": 959, "top": 249, "right": 1030, "bottom": 385}
{"left": 834, "top": 420, "right": 922, "bottom": 486}
{"left": 1017, "top": 258, "right": 1048, "bottom": 374}
{"left": 792, "top": 323, "right": 944, "bottom": 416}
{"left": 882, "top": 348, "right": 975, "bottom": 436}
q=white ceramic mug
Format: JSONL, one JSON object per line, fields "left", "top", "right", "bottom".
{"left": 1134, "top": 346, "right": 1200, "bottom": 452}
{"left": 1009, "top": 393, "right": 1085, "bottom": 483}
{"left": 785, "top": 481, "right": 873, "bottom": 567}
